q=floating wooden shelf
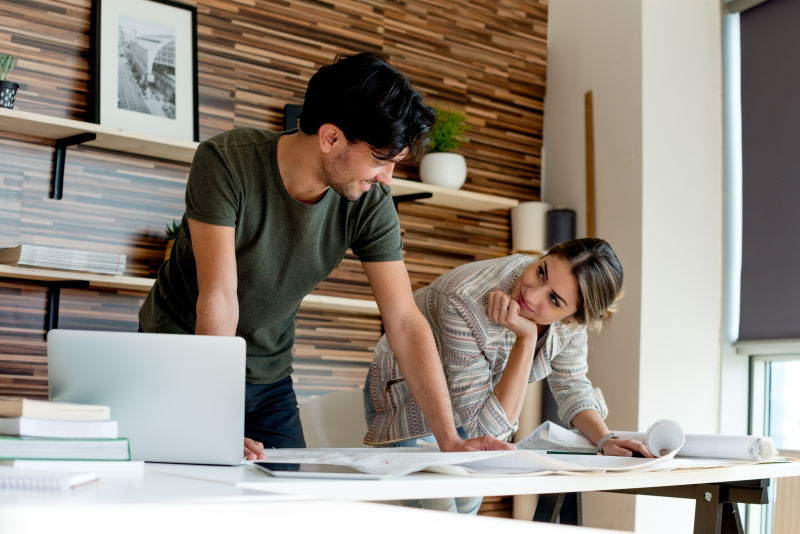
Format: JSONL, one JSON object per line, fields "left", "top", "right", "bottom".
{"left": 0, "top": 108, "right": 199, "bottom": 163}
{"left": 0, "top": 108, "right": 518, "bottom": 211}
{"left": 0, "top": 265, "right": 380, "bottom": 315}
{"left": 390, "top": 178, "right": 519, "bottom": 212}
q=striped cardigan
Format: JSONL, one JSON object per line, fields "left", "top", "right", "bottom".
{"left": 364, "top": 254, "right": 608, "bottom": 445}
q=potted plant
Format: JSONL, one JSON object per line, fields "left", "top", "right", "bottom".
{"left": 0, "top": 53, "right": 19, "bottom": 109}
{"left": 419, "top": 106, "right": 469, "bottom": 189}
{"left": 164, "top": 219, "right": 181, "bottom": 261}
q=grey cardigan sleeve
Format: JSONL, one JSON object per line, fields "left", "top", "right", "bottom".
{"left": 547, "top": 327, "right": 608, "bottom": 427}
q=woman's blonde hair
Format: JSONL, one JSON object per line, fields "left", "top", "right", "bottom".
{"left": 516, "top": 237, "right": 623, "bottom": 331}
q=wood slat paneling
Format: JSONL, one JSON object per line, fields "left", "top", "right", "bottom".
{"left": 0, "top": 4, "right": 547, "bottom": 516}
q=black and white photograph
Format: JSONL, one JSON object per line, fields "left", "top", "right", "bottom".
{"left": 117, "top": 15, "right": 176, "bottom": 119}
{"left": 92, "top": 0, "right": 198, "bottom": 141}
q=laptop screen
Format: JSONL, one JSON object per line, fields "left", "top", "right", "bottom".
{"left": 47, "top": 330, "right": 245, "bottom": 465}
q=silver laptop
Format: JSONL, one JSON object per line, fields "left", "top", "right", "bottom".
{"left": 47, "top": 329, "right": 245, "bottom": 465}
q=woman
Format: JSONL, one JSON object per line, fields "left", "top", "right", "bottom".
{"left": 363, "top": 237, "right": 650, "bottom": 513}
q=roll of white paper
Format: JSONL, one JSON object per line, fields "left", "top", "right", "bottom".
{"left": 615, "top": 419, "right": 685, "bottom": 457}
{"left": 511, "top": 201, "right": 551, "bottom": 253}
{"left": 615, "top": 420, "right": 776, "bottom": 460}
{"left": 678, "top": 434, "right": 776, "bottom": 461}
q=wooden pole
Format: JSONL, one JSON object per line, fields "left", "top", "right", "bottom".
{"left": 584, "top": 90, "right": 595, "bottom": 238}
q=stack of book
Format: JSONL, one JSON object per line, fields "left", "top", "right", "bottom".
{"left": 0, "top": 244, "right": 126, "bottom": 275}
{"left": 0, "top": 397, "right": 130, "bottom": 462}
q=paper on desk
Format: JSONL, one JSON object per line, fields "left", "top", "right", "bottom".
{"left": 258, "top": 446, "right": 677, "bottom": 476}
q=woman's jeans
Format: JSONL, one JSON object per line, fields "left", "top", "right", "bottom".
{"left": 363, "top": 372, "right": 483, "bottom": 515}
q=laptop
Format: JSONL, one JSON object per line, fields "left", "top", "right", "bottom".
{"left": 47, "top": 329, "right": 246, "bottom": 465}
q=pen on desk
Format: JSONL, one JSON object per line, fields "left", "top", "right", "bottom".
{"left": 546, "top": 450, "right": 598, "bottom": 456}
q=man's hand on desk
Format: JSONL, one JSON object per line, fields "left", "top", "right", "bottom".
{"left": 440, "top": 435, "right": 516, "bottom": 452}
{"left": 244, "top": 437, "right": 266, "bottom": 460}
{"left": 603, "top": 438, "right": 653, "bottom": 458}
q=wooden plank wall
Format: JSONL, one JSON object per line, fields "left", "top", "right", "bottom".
{"left": 0, "top": 0, "right": 547, "bottom": 425}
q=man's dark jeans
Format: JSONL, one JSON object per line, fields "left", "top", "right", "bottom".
{"left": 245, "top": 376, "right": 306, "bottom": 449}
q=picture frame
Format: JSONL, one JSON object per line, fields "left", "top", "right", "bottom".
{"left": 91, "top": 0, "right": 198, "bottom": 142}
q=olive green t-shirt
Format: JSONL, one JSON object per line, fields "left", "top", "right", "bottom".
{"left": 139, "top": 128, "right": 402, "bottom": 383}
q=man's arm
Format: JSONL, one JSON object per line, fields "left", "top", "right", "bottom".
{"left": 188, "top": 218, "right": 239, "bottom": 336}
{"left": 363, "top": 260, "right": 514, "bottom": 452}
{"left": 188, "top": 218, "right": 264, "bottom": 460}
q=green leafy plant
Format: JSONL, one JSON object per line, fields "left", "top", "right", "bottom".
{"left": 164, "top": 219, "right": 182, "bottom": 240}
{"left": 0, "top": 54, "right": 15, "bottom": 82}
{"left": 427, "top": 106, "right": 468, "bottom": 153}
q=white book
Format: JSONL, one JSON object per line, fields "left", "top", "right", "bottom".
{"left": 0, "top": 244, "right": 126, "bottom": 275}
{"left": 0, "top": 436, "right": 130, "bottom": 461}
{"left": 0, "top": 459, "right": 144, "bottom": 476}
{"left": 0, "top": 417, "right": 118, "bottom": 439}
{"left": 0, "top": 397, "right": 110, "bottom": 421}
{"left": 0, "top": 466, "right": 99, "bottom": 491}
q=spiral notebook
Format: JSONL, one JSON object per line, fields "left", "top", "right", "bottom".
{"left": 0, "top": 466, "right": 99, "bottom": 492}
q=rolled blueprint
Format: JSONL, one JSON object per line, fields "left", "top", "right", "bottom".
{"left": 678, "top": 434, "right": 776, "bottom": 461}
{"left": 615, "top": 419, "right": 685, "bottom": 457}
{"left": 518, "top": 420, "right": 778, "bottom": 461}
{"left": 615, "top": 419, "right": 776, "bottom": 460}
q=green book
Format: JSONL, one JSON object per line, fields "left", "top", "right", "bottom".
{"left": 0, "top": 435, "right": 130, "bottom": 461}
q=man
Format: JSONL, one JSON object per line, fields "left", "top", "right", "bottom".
{"left": 139, "top": 52, "right": 513, "bottom": 458}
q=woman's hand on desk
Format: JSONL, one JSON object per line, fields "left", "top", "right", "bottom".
{"left": 602, "top": 438, "right": 653, "bottom": 458}
{"left": 244, "top": 437, "right": 266, "bottom": 460}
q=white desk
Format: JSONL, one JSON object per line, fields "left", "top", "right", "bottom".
{"left": 233, "top": 460, "right": 800, "bottom": 501}
{"left": 0, "top": 463, "right": 626, "bottom": 534}
{"left": 232, "top": 460, "right": 800, "bottom": 534}
{"left": 1, "top": 461, "right": 798, "bottom": 534}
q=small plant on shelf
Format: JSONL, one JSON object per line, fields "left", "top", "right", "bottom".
{"left": 164, "top": 219, "right": 182, "bottom": 261}
{"left": 0, "top": 53, "right": 20, "bottom": 109}
{"left": 427, "top": 106, "right": 468, "bottom": 153}
{"left": 419, "top": 106, "right": 469, "bottom": 189}
{"left": 0, "top": 54, "right": 14, "bottom": 81}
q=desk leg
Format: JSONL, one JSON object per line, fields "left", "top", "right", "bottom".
{"left": 693, "top": 484, "right": 745, "bottom": 534}
{"left": 694, "top": 484, "right": 723, "bottom": 534}
{"left": 533, "top": 493, "right": 565, "bottom": 523}
{"left": 532, "top": 492, "right": 582, "bottom": 525}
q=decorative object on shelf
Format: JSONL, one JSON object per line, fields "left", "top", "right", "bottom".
{"left": 511, "top": 201, "right": 551, "bottom": 253}
{"left": 163, "top": 218, "right": 181, "bottom": 261}
{"left": 90, "top": 0, "right": 198, "bottom": 142}
{"left": 546, "top": 208, "right": 576, "bottom": 248}
{"left": 284, "top": 103, "right": 302, "bottom": 131}
{"left": 0, "top": 53, "right": 19, "bottom": 109}
{"left": 419, "top": 106, "right": 469, "bottom": 190}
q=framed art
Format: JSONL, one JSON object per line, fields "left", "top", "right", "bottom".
{"left": 91, "top": 0, "right": 198, "bottom": 142}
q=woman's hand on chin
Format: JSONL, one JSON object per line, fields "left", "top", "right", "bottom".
{"left": 487, "top": 289, "right": 538, "bottom": 339}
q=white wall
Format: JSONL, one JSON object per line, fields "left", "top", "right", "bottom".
{"left": 544, "top": 0, "right": 723, "bottom": 531}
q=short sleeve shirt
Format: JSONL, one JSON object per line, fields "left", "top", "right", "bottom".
{"left": 139, "top": 128, "right": 403, "bottom": 383}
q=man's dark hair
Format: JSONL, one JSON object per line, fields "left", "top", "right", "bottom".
{"left": 298, "top": 52, "right": 435, "bottom": 160}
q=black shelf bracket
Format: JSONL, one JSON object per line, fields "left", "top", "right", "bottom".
{"left": 44, "top": 281, "right": 89, "bottom": 332}
{"left": 0, "top": 277, "right": 89, "bottom": 333}
{"left": 52, "top": 132, "right": 97, "bottom": 200}
{"left": 392, "top": 192, "right": 433, "bottom": 211}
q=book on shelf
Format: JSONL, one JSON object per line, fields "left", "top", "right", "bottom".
{"left": 0, "top": 397, "right": 110, "bottom": 420}
{"left": 0, "top": 436, "right": 131, "bottom": 461}
{"left": 0, "top": 244, "right": 126, "bottom": 275}
{"left": 0, "top": 417, "right": 118, "bottom": 439}
{"left": 0, "top": 459, "right": 144, "bottom": 475}
{"left": 0, "top": 466, "right": 99, "bottom": 492}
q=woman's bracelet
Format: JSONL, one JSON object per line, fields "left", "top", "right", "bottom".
{"left": 596, "top": 432, "right": 618, "bottom": 453}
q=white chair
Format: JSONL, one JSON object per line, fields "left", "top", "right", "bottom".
{"left": 299, "top": 389, "right": 368, "bottom": 448}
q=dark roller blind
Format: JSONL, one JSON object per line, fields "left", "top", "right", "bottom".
{"left": 738, "top": 0, "right": 800, "bottom": 340}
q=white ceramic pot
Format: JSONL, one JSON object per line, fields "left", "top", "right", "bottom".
{"left": 419, "top": 152, "right": 467, "bottom": 189}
